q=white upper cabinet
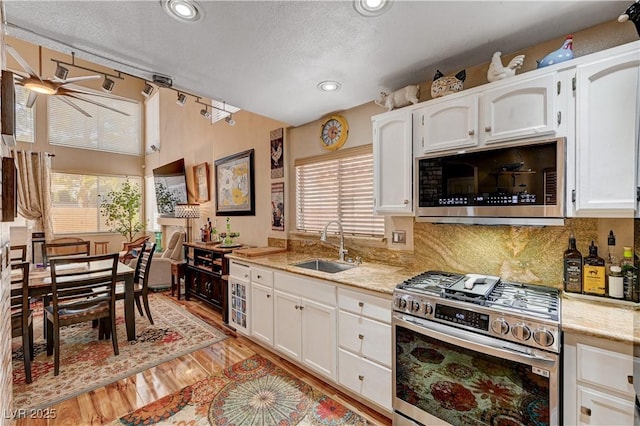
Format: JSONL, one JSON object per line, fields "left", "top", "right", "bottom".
{"left": 413, "top": 94, "right": 478, "bottom": 154}
{"left": 480, "top": 73, "right": 558, "bottom": 144}
{"left": 572, "top": 46, "right": 640, "bottom": 217}
{"left": 372, "top": 108, "right": 413, "bottom": 215}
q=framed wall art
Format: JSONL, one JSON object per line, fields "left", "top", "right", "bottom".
{"left": 193, "top": 162, "right": 210, "bottom": 203}
{"left": 271, "top": 182, "right": 284, "bottom": 231}
{"left": 270, "top": 127, "right": 284, "bottom": 179}
{"left": 215, "top": 149, "right": 255, "bottom": 216}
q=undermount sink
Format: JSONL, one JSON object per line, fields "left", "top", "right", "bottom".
{"left": 293, "top": 259, "right": 356, "bottom": 274}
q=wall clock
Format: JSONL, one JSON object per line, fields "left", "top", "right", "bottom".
{"left": 320, "top": 115, "right": 348, "bottom": 151}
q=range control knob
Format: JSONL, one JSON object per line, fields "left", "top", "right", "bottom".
{"left": 423, "top": 302, "right": 433, "bottom": 316}
{"left": 394, "top": 296, "right": 406, "bottom": 310}
{"left": 410, "top": 300, "right": 421, "bottom": 312}
{"left": 533, "top": 328, "right": 555, "bottom": 347}
{"left": 491, "top": 318, "right": 510, "bottom": 335}
{"left": 511, "top": 323, "right": 531, "bottom": 341}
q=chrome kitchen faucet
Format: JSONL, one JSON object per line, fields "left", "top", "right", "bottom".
{"left": 320, "top": 220, "right": 347, "bottom": 262}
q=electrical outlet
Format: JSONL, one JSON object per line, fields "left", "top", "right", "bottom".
{"left": 392, "top": 230, "right": 406, "bottom": 244}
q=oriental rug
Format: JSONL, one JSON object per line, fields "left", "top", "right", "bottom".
{"left": 12, "top": 293, "right": 227, "bottom": 412}
{"left": 112, "top": 354, "right": 373, "bottom": 426}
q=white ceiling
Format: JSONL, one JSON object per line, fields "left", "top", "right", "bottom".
{"left": 2, "top": 1, "right": 633, "bottom": 126}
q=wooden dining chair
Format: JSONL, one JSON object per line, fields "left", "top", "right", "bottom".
{"left": 10, "top": 245, "right": 27, "bottom": 262}
{"left": 119, "top": 235, "right": 151, "bottom": 264}
{"left": 43, "top": 240, "right": 90, "bottom": 265}
{"left": 46, "top": 253, "right": 120, "bottom": 376}
{"left": 117, "top": 242, "right": 157, "bottom": 324}
{"left": 11, "top": 261, "right": 33, "bottom": 384}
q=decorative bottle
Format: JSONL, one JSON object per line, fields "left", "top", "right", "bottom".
{"left": 563, "top": 235, "right": 583, "bottom": 293}
{"left": 621, "top": 246, "right": 637, "bottom": 301}
{"left": 608, "top": 264, "right": 624, "bottom": 299}
{"left": 583, "top": 241, "right": 605, "bottom": 296}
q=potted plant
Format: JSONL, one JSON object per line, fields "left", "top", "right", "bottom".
{"left": 99, "top": 179, "right": 145, "bottom": 242}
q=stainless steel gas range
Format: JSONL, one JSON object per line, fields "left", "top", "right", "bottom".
{"left": 392, "top": 271, "right": 561, "bottom": 426}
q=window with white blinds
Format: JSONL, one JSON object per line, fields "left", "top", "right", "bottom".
{"left": 295, "top": 146, "right": 384, "bottom": 237}
{"left": 51, "top": 172, "right": 142, "bottom": 234}
{"left": 48, "top": 94, "right": 141, "bottom": 155}
{"left": 15, "top": 85, "right": 34, "bottom": 143}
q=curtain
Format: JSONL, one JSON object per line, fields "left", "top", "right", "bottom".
{"left": 11, "top": 149, "right": 54, "bottom": 240}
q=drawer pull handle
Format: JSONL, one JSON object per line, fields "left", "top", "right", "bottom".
{"left": 358, "top": 301, "right": 364, "bottom": 308}
{"left": 257, "top": 275, "right": 262, "bottom": 279}
{"left": 628, "top": 375, "right": 633, "bottom": 384}
{"left": 299, "top": 306, "right": 304, "bottom": 310}
{"left": 358, "top": 334, "right": 364, "bottom": 340}
{"left": 294, "top": 305, "right": 299, "bottom": 310}
{"left": 244, "top": 274, "right": 249, "bottom": 278}
{"left": 484, "top": 126, "right": 491, "bottom": 132}
{"left": 358, "top": 375, "right": 364, "bottom": 381}
{"left": 266, "top": 294, "right": 271, "bottom": 298}
{"left": 580, "top": 406, "right": 591, "bottom": 416}
{"left": 468, "top": 129, "right": 475, "bottom": 136}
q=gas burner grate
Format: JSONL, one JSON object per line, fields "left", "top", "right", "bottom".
{"left": 397, "top": 271, "right": 465, "bottom": 294}
{"left": 487, "top": 281, "right": 560, "bottom": 321}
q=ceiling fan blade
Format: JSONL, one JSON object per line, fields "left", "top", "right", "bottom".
{"left": 58, "top": 96, "right": 92, "bottom": 117}
{"left": 26, "top": 90, "right": 38, "bottom": 108}
{"left": 63, "top": 93, "right": 131, "bottom": 116}
{"left": 56, "top": 75, "right": 101, "bottom": 84}
{"left": 62, "top": 83, "right": 136, "bottom": 103}
{"left": 5, "top": 45, "right": 44, "bottom": 84}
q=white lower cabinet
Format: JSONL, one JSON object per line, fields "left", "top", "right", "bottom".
{"left": 250, "top": 281, "right": 273, "bottom": 346}
{"left": 563, "top": 333, "right": 636, "bottom": 425}
{"left": 338, "top": 349, "right": 391, "bottom": 410}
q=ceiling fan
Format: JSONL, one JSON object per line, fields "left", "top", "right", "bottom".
{"left": 5, "top": 44, "right": 132, "bottom": 117}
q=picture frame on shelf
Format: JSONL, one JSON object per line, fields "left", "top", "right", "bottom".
{"left": 214, "top": 149, "right": 255, "bottom": 216}
{"left": 193, "top": 162, "right": 210, "bottom": 203}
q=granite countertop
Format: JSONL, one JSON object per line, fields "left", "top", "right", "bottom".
{"left": 226, "top": 251, "right": 416, "bottom": 296}
{"left": 227, "top": 251, "right": 640, "bottom": 344}
{"left": 560, "top": 294, "right": 639, "bottom": 345}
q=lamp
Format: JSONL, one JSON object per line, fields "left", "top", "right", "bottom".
{"left": 225, "top": 114, "right": 235, "bottom": 126}
{"left": 54, "top": 65, "right": 69, "bottom": 80}
{"left": 174, "top": 203, "right": 200, "bottom": 242}
{"left": 141, "top": 83, "right": 154, "bottom": 97}
{"left": 101, "top": 76, "right": 115, "bottom": 92}
{"left": 176, "top": 92, "right": 187, "bottom": 106}
{"left": 200, "top": 106, "right": 211, "bottom": 119}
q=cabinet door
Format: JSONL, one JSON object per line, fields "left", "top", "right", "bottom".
{"left": 251, "top": 282, "right": 273, "bottom": 346}
{"left": 576, "top": 386, "right": 634, "bottom": 425}
{"left": 574, "top": 50, "right": 640, "bottom": 216}
{"left": 228, "top": 277, "right": 250, "bottom": 335}
{"left": 301, "top": 298, "right": 337, "bottom": 381}
{"left": 480, "top": 73, "right": 557, "bottom": 144}
{"left": 414, "top": 94, "right": 478, "bottom": 154}
{"left": 372, "top": 109, "right": 413, "bottom": 215}
{"left": 338, "top": 310, "right": 391, "bottom": 367}
{"left": 273, "top": 290, "right": 302, "bottom": 361}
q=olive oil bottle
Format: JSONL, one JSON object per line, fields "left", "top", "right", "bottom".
{"left": 563, "top": 235, "right": 583, "bottom": 293}
{"left": 583, "top": 241, "right": 606, "bottom": 296}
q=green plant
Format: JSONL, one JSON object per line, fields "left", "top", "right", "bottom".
{"left": 99, "top": 180, "right": 144, "bottom": 242}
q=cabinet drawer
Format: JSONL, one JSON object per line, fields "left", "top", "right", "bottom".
{"left": 339, "top": 310, "right": 391, "bottom": 367}
{"left": 338, "top": 288, "right": 391, "bottom": 323}
{"left": 576, "top": 385, "right": 634, "bottom": 425}
{"left": 577, "top": 343, "right": 634, "bottom": 396}
{"left": 338, "top": 349, "right": 392, "bottom": 410}
{"left": 275, "top": 271, "right": 336, "bottom": 305}
{"left": 229, "top": 260, "right": 251, "bottom": 281}
{"left": 251, "top": 266, "right": 273, "bottom": 287}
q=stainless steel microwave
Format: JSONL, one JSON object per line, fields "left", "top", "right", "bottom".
{"left": 416, "top": 137, "right": 565, "bottom": 221}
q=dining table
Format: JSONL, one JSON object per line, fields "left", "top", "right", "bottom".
{"left": 14, "top": 259, "right": 138, "bottom": 341}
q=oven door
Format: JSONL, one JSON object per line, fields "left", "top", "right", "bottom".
{"left": 393, "top": 313, "right": 560, "bottom": 426}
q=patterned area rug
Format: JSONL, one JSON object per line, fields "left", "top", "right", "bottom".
{"left": 12, "top": 293, "right": 227, "bottom": 411}
{"left": 112, "top": 354, "right": 373, "bottom": 426}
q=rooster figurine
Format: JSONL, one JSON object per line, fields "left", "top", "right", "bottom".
{"left": 537, "top": 35, "right": 574, "bottom": 68}
{"left": 618, "top": 1, "right": 640, "bottom": 37}
{"left": 487, "top": 52, "right": 526, "bottom": 82}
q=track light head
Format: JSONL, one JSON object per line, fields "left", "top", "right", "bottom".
{"left": 141, "top": 83, "right": 154, "bottom": 97}
{"left": 176, "top": 92, "right": 187, "bottom": 106}
{"left": 101, "top": 77, "right": 115, "bottom": 93}
{"left": 54, "top": 65, "right": 69, "bottom": 80}
{"left": 200, "top": 107, "right": 211, "bottom": 119}
{"left": 225, "top": 114, "right": 235, "bottom": 126}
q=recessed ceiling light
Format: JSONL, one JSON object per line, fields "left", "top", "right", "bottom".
{"left": 162, "top": 0, "right": 204, "bottom": 22}
{"left": 354, "top": 0, "right": 392, "bottom": 17}
{"left": 317, "top": 81, "right": 341, "bottom": 92}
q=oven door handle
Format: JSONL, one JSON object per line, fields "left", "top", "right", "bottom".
{"left": 394, "top": 313, "right": 558, "bottom": 365}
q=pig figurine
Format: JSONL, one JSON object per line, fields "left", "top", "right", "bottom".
{"left": 375, "top": 85, "right": 420, "bottom": 111}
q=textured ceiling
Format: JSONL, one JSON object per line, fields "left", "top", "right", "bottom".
{"left": 2, "top": 1, "right": 633, "bottom": 126}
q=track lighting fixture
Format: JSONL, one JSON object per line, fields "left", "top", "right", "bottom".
{"left": 141, "top": 83, "right": 154, "bottom": 97}
{"left": 176, "top": 92, "right": 187, "bottom": 106}
{"left": 101, "top": 76, "right": 115, "bottom": 92}
{"left": 225, "top": 114, "right": 235, "bottom": 126}
{"left": 54, "top": 64, "right": 69, "bottom": 80}
{"left": 200, "top": 107, "right": 211, "bottom": 119}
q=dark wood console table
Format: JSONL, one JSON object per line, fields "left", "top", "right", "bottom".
{"left": 183, "top": 242, "right": 245, "bottom": 324}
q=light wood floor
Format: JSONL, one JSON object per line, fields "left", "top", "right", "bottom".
{"left": 14, "top": 293, "right": 392, "bottom": 426}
